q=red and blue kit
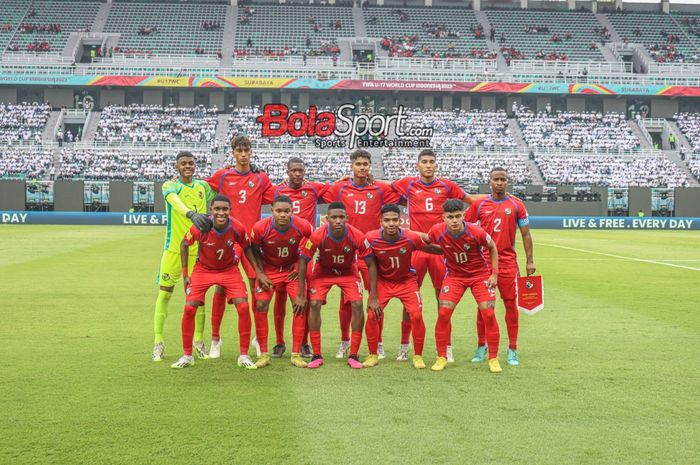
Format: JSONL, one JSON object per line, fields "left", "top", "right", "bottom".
{"left": 273, "top": 181, "right": 328, "bottom": 227}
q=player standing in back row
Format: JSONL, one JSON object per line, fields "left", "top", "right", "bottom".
{"left": 465, "top": 167, "right": 535, "bottom": 366}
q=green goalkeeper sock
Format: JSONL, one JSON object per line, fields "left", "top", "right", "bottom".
{"left": 194, "top": 306, "right": 206, "bottom": 342}
{"left": 154, "top": 289, "right": 172, "bottom": 344}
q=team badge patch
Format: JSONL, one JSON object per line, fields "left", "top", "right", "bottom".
{"left": 309, "top": 288, "right": 317, "bottom": 295}
{"left": 504, "top": 208, "right": 512, "bottom": 215}
{"left": 399, "top": 247, "right": 407, "bottom": 255}
{"left": 198, "top": 191, "right": 204, "bottom": 199}
{"left": 185, "top": 287, "right": 191, "bottom": 295}
{"left": 162, "top": 273, "right": 170, "bottom": 281}
{"left": 434, "top": 188, "right": 442, "bottom": 194}
{"left": 248, "top": 180, "right": 255, "bottom": 188}
{"left": 255, "top": 287, "right": 263, "bottom": 294}
{"left": 301, "top": 190, "right": 308, "bottom": 198}
{"left": 305, "top": 241, "right": 313, "bottom": 250}
{"left": 463, "top": 244, "right": 470, "bottom": 250}
{"left": 226, "top": 240, "right": 233, "bottom": 247}
{"left": 343, "top": 246, "right": 352, "bottom": 253}
{"left": 289, "top": 238, "right": 297, "bottom": 245}
{"left": 367, "top": 192, "right": 373, "bottom": 199}
{"left": 442, "top": 285, "right": 450, "bottom": 294}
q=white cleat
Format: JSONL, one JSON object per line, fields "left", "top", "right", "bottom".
{"left": 446, "top": 345, "right": 455, "bottom": 363}
{"left": 237, "top": 355, "right": 258, "bottom": 370}
{"left": 396, "top": 343, "right": 410, "bottom": 361}
{"left": 170, "top": 355, "right": 194, "bottom": 369}
{"left": 152, "top": 342, "right": 164, "bottom": 362}
{"left": 335, "top": 340, "right": 350, "bottom": 359}
{"left": 251, "top": 336, "right": 261, "bottom": 357}
{"left": 193, "top": 340, "right": 209, "bottom": 359}
{"left": 209, "top": 339, "right": 222, "bottom": 359}
{"left": 377, "top": 342, "right": 386, "bottom": 359}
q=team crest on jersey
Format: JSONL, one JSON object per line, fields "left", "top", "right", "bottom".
{"left": 309, "top": 288, "right": 317, "bottom": 295}
{"left": 367, "top": 192, "right": 373, "bottom": 199}
{"left": 248, "top": 180, "right": 255, "bottom": 188}
{"left": 301, "top": 190, "right": 308, "bottom": 198}
{"left": 463, "top": 244, "right": 470, "bottom": 250}
{"left": 504, "top": 208, "right": 512, "bottom": 215}
{"left": 434, "top": 188, "right": 442, "bottom": 194}
{"left": 198, "top": 191, "right": 203, "bottom": 199}
{"left": 185, "top": 287, "right": 191, "bottom": 295}
{"left": 525, "top": 280, "right": 534, "bottom": 290}
{"left": 162, "top": 273, "right": 170, "bottom": 281}
{"left": 343, "top": 246, "right": 352, "bottom": 253}
{"left": 289, "top": 238, "right": 297, "bottom": 245}
{"left": 226, "top": 240, "right": 233, "bottom": 247}
{"left": 399, "top": 247, "right": 407, "bottom": 255}
{"left": 255, "top": 287, "right": 263, "bottom": 294}
{"left": 442, "top": 285, "right": 450, "bottom": 294}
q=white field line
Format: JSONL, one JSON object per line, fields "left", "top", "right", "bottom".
{"left": 538, "top": 243, "right": 700, "bottom": 272}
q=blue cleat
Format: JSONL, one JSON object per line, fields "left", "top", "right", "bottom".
{"left": 507, "top": 348, "right": 520, "bottom": 366}
{"left": 471, "top": 344, "right": 488, "bottom": 363}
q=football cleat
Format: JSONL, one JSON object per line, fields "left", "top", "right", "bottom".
{"left": 396, "top": 343, "right": 410, "bottom": 361}
{"left": 170, "top": 355, "right": 194, "bottom": 369}
{"left": 363, "top": 354, "right": 380, "bottom": 368}
{"left": 489, "top": 358, "right": 503, "bottom": 373}
{"left": 446, "top": 345, "right": 455, "bottom": 363}
{"left": 152, "top": 342, "right": 164, "bottom": 362}
{"left": 251, "top": 337, "right": 261, "bottom": 357}
{"left": 431, "top": 356, "right": 448, "bottom": 372}
{"left": 471, "top": 344, "right": 488, "bottom": 363}
{"left": 272, "top": 344, "right": 286, "bottom": 358}
{"left": 255, "top": 353, "right": 271, "bottom": 368}
{"left": 290, "top": 353, "right": 308, "bottom": 368}
{"left": 300, "top": 344, "right": 313, "bottom": 359}
{"left": 209, "top": 339, "right": 222, "bottom": 359}
{"left": 412, "top": 355, "right": 426, "bottom": 369}
{"left": 237, "top": 355, "right": 258, "bottom": 370}
{"left": 347, "top": 355, "right": 363, "bottom": 369}
{"left": 307, "top": 355, "right": 324, "bottom": 369}
{"left": 193, "top": 341, "right": 209, "bottom": 360}
{"left": 377, "top": 342, "right": 386, "bottom": 359}
{"left": 335, "top": 340, "right": 350, "bottom": 359}
{"left": 507, "top": 348, "right": 519, "bottom": 366}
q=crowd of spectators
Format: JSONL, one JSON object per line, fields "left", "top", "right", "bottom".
{"left": 535, "top": 155, "right": 689, "bottom": 187}
{"left": 404, "top": 109, "right": 516, "bottom": 148}
{"left": 0, "top": 148, "right": 53, "bottom": 179}
{"left": 675, "top": 112, "right": 700, "bottom": 153}
{"left": 242, "top": 151, "right": 349, "bottom": 182}
{"left": 0, "top": 103, "right": 51, "bottom": 143}
{"left": 515, "top": 106, "right": 639, "bottom": 151}
{"left": 382, "top": 149, "right": 531, "bottom": 184}
{"left": 94, "top": 105, "right": 218, "bottom": 145}
{"left": 58, "top": 149, "right": 212, "bottom": 180}
{"left": 688, "top": 157, "right": 700, "bottom": 180}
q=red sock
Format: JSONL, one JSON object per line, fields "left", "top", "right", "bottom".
{"left": 338, "top": 300, "right": 351, "bottom": 341}
{"left": 310, "top": 330, "right": 321, "bottom": 356}
{"left": 235, "top": 301, "right": 251, "bottom": 356}
{"left": 302, "top": 305, "right": 309, "bottom": 346}
{"left": 253, "top": 311, "right": 268, "bottom": 353}
{"left": 377, "top": 312, "right": 384, "bottom": 344}
{"left": 273, "top": 290, "right": 286, "bottom": 345}
{"left": 504, "top": 299, "right": 518, "bottom": 350}
{"left": 481, "top": 308, "right": 500, "bottom": 359}
{"left": 291, "top": 311, "right": 306, "bottom": 353}
{"left": 181, "top": 305, "right": 197, "bottom": 356}
{"left": 211, "top": 292, "right": 226, "bottom": 340}
{"left": 400, "top": 315, "right": 412, "bottom": 345}
{"left": 365, "top": 310, "right": 379, "bottom": 355}
{"left": 447, "top": 321, "right": 452, "bottom": 347}
{"left": 435, "top": 307, "right": 453, "bottom": 358}
{"left": 350, "top": 330, "right": 362, "bottom": 357}
{"left": 476, "top": 308, "right": 486, "bottom": 346}
{"left": 409, "top": 311, "right": 426, "bottom": 356}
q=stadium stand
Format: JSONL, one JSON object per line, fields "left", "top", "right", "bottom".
{"left": 688, "top": 156, "right": 700, "bottom": 180}
{"left": 0, "top": 147, "right": 53, "bottom": 179}
{"left": 485, "top": 9, "right": 605, "bottom": 62}
{"left": 382, "top": 149, "right": 531, "bottom": 184}
{"left": 232, "top": 150, "right": 349, "bottom": 183}
{"left": 94, "top": 105, "right": 218, "bottom": 145}
{"left": 5, "top": 0, "right": 99, "bottom": 54}
{"left": 0, "top": 0, "right": 29, "bottom": 52}
{"left": 404, "top": 109, "right": 516, "bottom": 148}
{"left": 57, "top": 148, "right": 212, "bottom": 181}
{"left": 104, "top": 2, "right": 227, "bottom": 57}
{"left": 364, "top": 6, "right": 493, "bottom": 58}
{"left": 674, "top": 112, "right": 700, "bottom": 152}
{"left": 607, "top": 12, "right": 700, "bottom": 63}
{"left": 535, "top": 154, "right": 689, "bottom": 187}
{"left": 0, "top": 102, "right": 51, "bottom": 143}
{"left": 515, "top": 106, "right": 639, "bottom": 151}
{"left": 233, "top": 5, "right": 353, "bottom": 56}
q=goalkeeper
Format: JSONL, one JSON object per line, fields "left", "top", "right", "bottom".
{"left": 152, "top": 151, "right": 214, "bottom": 362}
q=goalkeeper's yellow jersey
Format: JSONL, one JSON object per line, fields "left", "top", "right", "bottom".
{"left": 162, "top": 179, "right": 215, "bottom": 254}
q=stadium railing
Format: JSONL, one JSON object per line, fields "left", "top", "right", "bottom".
{"left": 376, "top": 57, "right": 499, "bottom": 73}
{"left": 510, "top": 60, "right": 631, "bottom": 74}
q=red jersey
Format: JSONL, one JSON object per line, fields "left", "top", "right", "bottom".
{"left": 364, "top": 228, "right": 424, "bottom": 282}
{"left": 322, "top": 180, "right": 401, "bottom": 233}
{"left": 465, "top": 194, "right": 529, "bottom": 268}
{"left": 272, "top": 181, "right": 329, "bottom": 227}
{"left": 427, "top": 221, "right": 492, "bottom": 277}
{"left": 250, "top": 216, "right": 313, "bottom": 272}
{"left": 391, "top": 177, "right": 465, "bottom": 233}
{"left": 207, "top": 168, "right": 274, "bottom": 230}
{"left": 184, "top": 217, "right": 250, "bottom": 272}
{"left": 299, "top": 223, "right": 370, "bottom": 277}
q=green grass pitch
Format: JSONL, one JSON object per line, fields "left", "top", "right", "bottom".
{"left": 1, "top": 226, "right": 699, "bottom": 465}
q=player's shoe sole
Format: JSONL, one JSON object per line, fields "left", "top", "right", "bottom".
{"left": 363, "top": 354, "right": 380, "bottom": 368}
{"left": 489, "top": 358, "right": 503, "bottom": 373}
